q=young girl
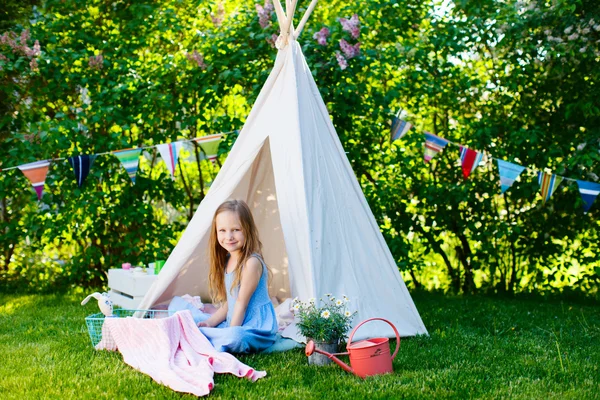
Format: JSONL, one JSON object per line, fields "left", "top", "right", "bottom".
{"left": 169, "top": 199, "right": 277, "bottom": 353}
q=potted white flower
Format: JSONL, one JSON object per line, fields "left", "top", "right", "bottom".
{"left": 294, "top": 294, "right": 356, "bottom": 365}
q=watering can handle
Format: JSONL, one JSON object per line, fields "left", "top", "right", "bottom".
{"left": 347, "top": 317, "right": 401, "bottom": 361}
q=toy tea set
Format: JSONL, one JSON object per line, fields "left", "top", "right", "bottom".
{"left": 121, "top": 259, "right": 166, "bottom": 276}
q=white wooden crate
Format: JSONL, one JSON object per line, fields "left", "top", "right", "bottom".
{"left": 108, "top": 269, "right": 157, "bottom": 309}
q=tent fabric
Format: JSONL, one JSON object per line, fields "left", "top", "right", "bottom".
{"left": 138, "top": 38, "right": 427, "bottom": 340}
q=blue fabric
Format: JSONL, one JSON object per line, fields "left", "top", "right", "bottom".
{"left": 261, "top": 333, "right": 303, "bottom": 353}
{"left": 168, "top": 254, "right": 277, "bottom": 353}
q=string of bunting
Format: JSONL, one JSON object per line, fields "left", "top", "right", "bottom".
{"left": 1, "top": 131, "right": 237, "bottom": 200}
{"left": 390, "top": 117, "right": 600, "bottom": 213}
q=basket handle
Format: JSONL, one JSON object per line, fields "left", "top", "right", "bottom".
{"left": 347, "top": 317, "right": 401, "bottom": 361}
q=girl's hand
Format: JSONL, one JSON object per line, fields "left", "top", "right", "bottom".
{"left": 198, "top": 321, "right": 211, "bottom": 327}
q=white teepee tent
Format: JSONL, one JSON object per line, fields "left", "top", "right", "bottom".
{"left": 138, "top": 0, "right": 427, "bottom": 340}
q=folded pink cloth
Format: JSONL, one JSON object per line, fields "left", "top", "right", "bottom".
{"left": 96, "top": 310, "right": 266, "bottom": 396}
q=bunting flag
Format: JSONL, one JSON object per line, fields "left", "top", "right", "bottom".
{"left": 390, "top": 117, "right": 412, "bottom": 142}
{"left": 157, "top": 142, "right": 183, "bottom": 179}
{"left": 496, "top": 160, "right": 526, "bottom": 193}
{"left": 68, "top": 155, "right": 97, "bottom": 188}
{"left": 538, "top": 172, "right": 563, "bottom": 204}
{"left": 192, "top": 134, "right": 222, "bottom": 163}
{"left": 423, "top": 132, "right": 449, "bottom": 163}
{"left": 18, "top": 160, "right": 50, "bottom": 200}
{"left": 459, "top": 146, "right": 484, "bottom": 179}
{"left": 576, "top": 180, "right": 600, "bottom": 212}
{"left": 112, "top": 148, "right": 142, "bottom": 183}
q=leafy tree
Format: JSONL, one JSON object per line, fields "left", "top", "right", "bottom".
{"left": 0, "top": 0, "right": 598, "bottom": 295}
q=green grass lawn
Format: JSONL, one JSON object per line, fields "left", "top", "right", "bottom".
{"left": 0, "top": 290, "right": 598, "bottom": 399}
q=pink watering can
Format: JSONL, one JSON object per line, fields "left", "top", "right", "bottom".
{"left": 305, "top": 318, "right": 400, "bottom": 378}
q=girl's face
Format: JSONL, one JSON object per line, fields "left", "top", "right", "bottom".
{"left": 215, "top": 210, "right": 245, "bottom": 255}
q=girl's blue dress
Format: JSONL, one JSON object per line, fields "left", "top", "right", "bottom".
{"left": 168, "top": 254, "right": 277, "bottom": 353}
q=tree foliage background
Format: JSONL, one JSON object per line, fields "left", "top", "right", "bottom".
{"left": 1, "top": 0, "right": 599, "bottom": 295}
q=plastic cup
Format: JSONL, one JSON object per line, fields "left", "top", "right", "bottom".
{"left": 155, "top": 260, "right": 166, "bottom": 274}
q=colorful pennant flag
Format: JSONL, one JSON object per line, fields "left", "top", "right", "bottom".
{"left": 423, "top": 132, "right": 449, "bottom": 163}
{"left": 18, "top": 160, "right": 50, "bottom": 200}
{"left": 459, "top": 146, "right": 484, "bottom": 179}
{"left": 157, "top": 142, "right": 183, "bottom": 179}
{"left": 68, "top": 155, "right": 97, "bottom": 188}
{"left": 390, "top": 117, "right": 412, "bottom": 142}
{"left": 112, "top": 148, "right": 142, "bottom": 183}
{"left": 576, "top": 180, "right": 600, "bottom": 212}
{"left": 193, "top": 134, "right": 222, "bottom": 164}
{"left": 497, "top": 159, "right": 526, "bottom": 193}
{"left": 538, "top": 172, "right": 563, "bottom": 204}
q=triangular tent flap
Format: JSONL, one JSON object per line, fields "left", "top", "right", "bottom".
{"left": 139, "top": 15, "right": 426, "bottom": 341}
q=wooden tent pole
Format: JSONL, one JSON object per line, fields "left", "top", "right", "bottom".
{"left": 294, "top": 0, "right": 319, "bottom": 39}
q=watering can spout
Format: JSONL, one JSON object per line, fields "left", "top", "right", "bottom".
{"left": 305, "top": 340, "right": 353, "bottom": 373}
{"left": 328, "top": 353, "right": 354, "bottom": 374}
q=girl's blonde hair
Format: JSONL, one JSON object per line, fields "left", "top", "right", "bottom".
{"left": 208, "top": 199, "right": 268, "bottom": 303}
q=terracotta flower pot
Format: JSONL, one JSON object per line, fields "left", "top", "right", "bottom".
{"left": 307, "top": 339, "right": 339, "bottom": 366}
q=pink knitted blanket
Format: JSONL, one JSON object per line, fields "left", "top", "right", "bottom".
{"left": 96, "top": 310, "right": 266, "bottom": 396}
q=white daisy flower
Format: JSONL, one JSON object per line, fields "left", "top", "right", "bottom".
{"left": 325, "top": 293, "right": 332, "bottom": 297}
{"left": 321, "top": 310, "right": 331, "bottom": 319}
{"left": 292, "top": 297, "right": 299, "bottom": 304}
{"left": 336, "top": 299, "right": 343, "bottom": 306}
{"left": 345, "top": 310, "right": 352, "bottom": 317}
{"left": 293, "top": 304, "right": 300, "bottom": 311}
{"left": 308, "top": 297, "right": 316, "bottom": 304}
{"left": 343, "top": 295, "right": 350, "bottom": 303}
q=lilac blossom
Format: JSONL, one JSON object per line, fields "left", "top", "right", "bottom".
{"left": 186, "top": 50, "right": 207, "bottom": 69}
{"left": 313, "top": 27, "right": 330, "bottom": 46}
{"left": 24, "top": 40, "right": 41, "bottom": 57}
{"left": 20, "top": 29, "right": 30, "bottom": 45}
{"left": 339, "top": 39, "right": 360, "bottom": 59}
{"left": 0, "top": 32, "right": 17, "bottom": 50}
{"left": 0, "top": 29, "right": 41, "bottom": 72}
{"left": 88, "top": 54, "right": 104, "bottom": 70}
{"left": 211, "top": 3, "right": 225, "bottom": 27}
{"left": 335, "top": 51, "right": 347, "bottom": 70}
{"left": 256, "top": 0, "right": 274, "bottom": 29}
{"left": 266, "top": 33, "right": 278, "bottom": 48}
{"left": 339, "top": 14, "right": 360, "bottom": 39}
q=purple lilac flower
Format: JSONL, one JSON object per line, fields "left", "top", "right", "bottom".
{"left": 89, "top": 54, "right": 104, "bottom": 70}
{"left": 256, "top": 0, "right": 274, "bottom": 29}
{"left": 211, "top": 3, "right": 225, "bottom": 26}
{"left": 266, "top": 33, "right": 278, "bottom": 48}
{"left": 313, "top": 27, "right": 330, "bottom": 46}
{"left": 339, "top": 39, "right": 360, "bottom": 59}
{"left": 335, "top": 52, "right": 348, "bottom": 70}
{"left": 186, "top": 50, "right": 207, "bottom": 69}
{"left": 340, "top": 14, "right": 360, "bottom": 39}
{"left": 20, "top": 29, "right": 30, "bottom": 45}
